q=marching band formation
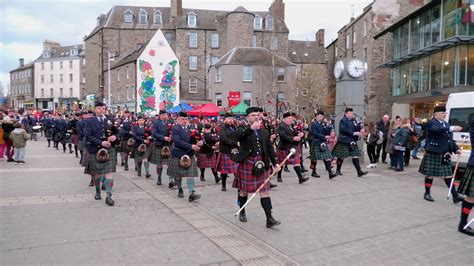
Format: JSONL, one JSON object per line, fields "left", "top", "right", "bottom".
{"left": 1, "top": 102, "right": 472, "bottom": 235}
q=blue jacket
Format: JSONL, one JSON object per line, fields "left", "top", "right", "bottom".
{"left": 77, "top": 120, "right": 85, "bottom": 140}
{"left": 425, "top": 119, "right": 458, "bottom": 154}
{"left": 151, "top": 119, "right": 170, "bottom": 147}
{"left": 171, "top": 125, "right": 194, "bottom": 157}
{"left": 310, "top": 120, "right": 331, "bottom": 145}
{"left": 84, "top": 116, "right": 111, "bottom": 154}
{"left": 132, "top": 125, "right": 146, "bottom": 148}
{"left": 468, "top": 120, "right": 474, "bottom": 166}
{"left": 393, "top": 127, "right": 411, "bottom": 148}
{"left": 337, "top": 116, "right": 362, "bottom": 144}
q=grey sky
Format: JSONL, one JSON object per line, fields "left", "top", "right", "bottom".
{"left": 0, "top": 0, "right": 373, "bottom": 94}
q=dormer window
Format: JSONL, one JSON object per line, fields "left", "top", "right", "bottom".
{"left": 265, "top": 16, "right": 273, "bottom": 30}
{"left": 70, "top": 48, "right": 78, "bottom": 56}
{"left": 187, "top": 12, "right": 197, "bottom": 27}
{"left": 254, "top": 15, "right": 262, "bottom": 30}
{"left": 153, "top": 10, "right": 162, "bottom": 24}
{"left": 124, "top": 9, "right": 133, "bottom": 23}
{"left": 42, "top": 50, "right": 51, "bottom": 59}
{"left": 139, "top": 9, "right": 148, "bottom": 24}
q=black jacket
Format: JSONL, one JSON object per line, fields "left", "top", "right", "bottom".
{"left": 277, "top": 123, "right": 298, "bottom": 151}
{"left": 218, "top": 124, "right": 238, "bottom": 154}
{"left": 376, "top": 120, "right": 390, "bottom": 140}
{"left": 234, "top": 125, "right": 277, "bottom": 169}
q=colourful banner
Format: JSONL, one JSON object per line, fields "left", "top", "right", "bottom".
{"left": 228, "top": 91, "right": 240, "bottom": 108}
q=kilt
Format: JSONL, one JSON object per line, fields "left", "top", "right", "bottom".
{"left": 332, "top": 142, "right": 361, "bottom": 158}
{"left": 276, "top": 147, "right": 301, "bottom": 165}
{"left": 77, "top": 140, "right": 85, "bottom": 151}
{"left": 62, "top": 134, "right": 72, "bottom": 144}
{"left": 311, "top": 142, "right": 333, "bottom": 161}
{"left": 233, "top": 155, "right": 270, "bottom": 193}
{"left": 418, "top": 152, "right": 452, "bottom": 177}
{"left": 71, "top": 134, "right": 79, "bottom": 145}
{"left": 45, "top": 128, "right": 54, "bottom": 140}
{"left": 196, "top": 152, "right": 217, "bottom": 169}
{"left": 132, "top": 144, "right": 150, "bottom": 163}
{"left": 87, "top": 148, "right": 117, "bottom": 175}
{"left": 53, "top": 132, "right": 62, "bottom": 142}
{"left": 148, "top": 145, "right": 170, "bottom": 167}
{"left": 82, "top": 151, "right": 90, "bottom": 174}
{"left": 457, "top": 165, "right": 474, "bottom": 197}
{"left": 216, "top": 153, "right": 237, "bottom": 174}
{"left": 167, "top": 155, "right": 198, "bottom": 178}
{"left": 119, "top": 140, "right": 132, "bottom": 154}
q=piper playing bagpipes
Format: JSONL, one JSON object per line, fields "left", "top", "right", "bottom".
{"left": 149, "top": 110, "right": 172, "bottom": 186}
{"left": 196, "top": 124, "right": 220, "bottom": 183}
{"left": 309, "top": 111, "right": 337, "bottom": 179}
{"left": 132, "top": 116, "right": 152, "bottom": 178}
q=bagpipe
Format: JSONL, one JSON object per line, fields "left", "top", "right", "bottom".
{"left": 160, "top": 122, "right": 173, "bottom": 159}
{"left": 97, "top": 119, "right": 119, "bottom": 163}
{"left": 137, "top": 126, "right": 152, "bottom": 154}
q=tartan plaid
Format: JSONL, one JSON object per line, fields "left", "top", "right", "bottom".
{"left": 132, "top": 144, "right": 150, "bottom": 163}
{"left": 53, "top": 132, "right": 62, "bottom": 142}
{"left": 45, "top": 129, "right": 54, "bottom": 140}
{"left": 82, "top": 151, "right": 90, "bottom": 174}
{"left": 119, "top": 140, "right": 132, "bottom": 153}
{"left": 311, "top": 142, "right": 333, "bottom": 161}
{"left": 88, "top": 148, "right": 117, "bottom": 175}
{"left": 71, "top": 134, "right": 79, "bottom": 145}
{"left": 196, "top": 152, "right": 217, "bottom": 169}
{"left": 148, "top": 145, "right": 170, "bottom": 167}
{"left": 77, "top": 140, "right": 85, "bottom": 151}
{"left": 332, "top": 142, "right": 361, "bottom": 158}
{"left": 167, "top": 155, "right": 198, "bottom": 178}
{"left": 458, "top": 166, "right": 474, "bottom": 197}
{"left": 418, "top": 152, "right": 453, "bottom": 177}
{"left": 233, "top": 155, "right": 270, "bottom": 193}
{"left": 216, "top": 153, "right": 237, "bottom": 174}
{"left": 276, "top": 147, "right": 301, "bottom": 165}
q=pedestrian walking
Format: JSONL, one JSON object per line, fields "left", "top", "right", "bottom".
{"left": 9, "top": 122, "right": 30, "bottom": 164}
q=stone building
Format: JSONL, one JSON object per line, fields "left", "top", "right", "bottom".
{"left": 208, "top": 47, "right": 297, "bottom": 116}
{"left": 326, "top": 0, "right": 428, "bottom": 122}
{"left": 34, "top": 40, "right": 85, "bottom": 111}
{"left": 83, "top": 0, "right": 289, "bottom": 108}
{"left": 9, "top": 59, "right": 35, "bottom": 110}
{"left": 288, "top": 29, "right": 331, "bottom": 118}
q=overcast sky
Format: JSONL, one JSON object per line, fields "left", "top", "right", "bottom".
{"left": 0, "top": 0, "right": 373, "bottom": 94}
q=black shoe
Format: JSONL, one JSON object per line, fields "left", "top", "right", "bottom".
{"left": 266, "top": 217, "right": 281, "bottom": 228}
{"left": 145, "top": 174, "right": 151, "bottom": 179}
{"left": 301, "top": 167, "right": 308, "bottom": 173}
{"left": 424, "top": 193, "right": 434, "bottom": 202}
{"left": 299, "top": 176, "right": 309, "bottom": 184}
{"left": 169, "top": 182, "right": 175, "bottom": 189}
{"left": 388, "top": 166, "right": 395, "bottom": 170}
{"left": 214, "top": 176, "right": 221, "bottom": 184}
{"left": 335, "top": 170, "right": 343, "bottom": 176}
{"left": 124, "top": 165, "right": 129, "bottom": 171}
{"left": 221, "top": 186, "right": 227, "bottom": 191}
{"left": 277, "top": 176, "right": 282, "bottom": 182}
{"left": 329, "top": 172, "right": 337, "bottom": 179}
{"left": 458, "top": 224, "right": 474, "bottom": 236}
{"left": 311, "top": 172, "right": 320, "bottom": 178}
{"left": 382, "top": 161, "right": 387, "bottom": 164}
{"left": 394, "top": 169, "right": 403, "bottom": 172}
{"left": 121, "top": 160, "right": 125, "bottom": 166}
{"left": 270, "top": 182, "right": 278, "bottom": 188}
{"left": 7, "top": 158, "right": 15, "bottom": 162}
{"left": 105, "top": 196, "right": 114, "bottom": 206}
{"left": 178, "top": 189, "right": 184, "bottom": 198}
{"left": 200, "top": 176, "right": 205, "bottom": 182}
{"left": 284, "top": 166, "right": 290, "bottom": 172}
{"left": 69, "top": 150, "right": 74, "bottom": 154}
{"left": 157, "top": 178, "right": 162, "bottom": 186}
{"left": 101, "top": 184, "right": 105, "bottom": 191}
{"left": 358, "top": 171, "right": 368, "bottom": 177}
{"left": 89, "top": 180, "right": 94, "bottom": 187}
{"left": 75, "top": 154, "right": 79, "bottom": 158}
{"left": 239, "top": 212, "right": 247, "bottom": 222}
{"left": 94, "top": 192, "right": 101, "bottom": 200}
{"left": 189, "top": 191, "right": 201, "bottom": 202}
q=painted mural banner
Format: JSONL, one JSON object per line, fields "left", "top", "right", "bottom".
{"left": 137, "top": 29, "right": 180, "bottom": 114}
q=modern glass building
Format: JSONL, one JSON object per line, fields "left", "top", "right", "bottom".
{"left": 375, "top": 0, "right": 474, "bottom": 118}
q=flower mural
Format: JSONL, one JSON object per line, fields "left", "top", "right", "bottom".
{"left": 138, "top": 59, "right": 156, "bottom": 112}
{"left": 159, "top": 60, "right": 178, "bottom": 111}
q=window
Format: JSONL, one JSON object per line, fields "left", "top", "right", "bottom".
{"left": 131, "top": 86, "right": 136, "bottom": 99}
{"left": 254, "top": 16, "right": 262, "bottom": 30}
{"left": 277, "top": 92, "right": 285, "bottom": 102}
{"left": 252, "top": 35, "right": 257, "bottom": 47}
{"left": 266, "top": 16, "right": 273, "bottom": 30}
{"left": 124, "top": 9, "right": 133, "bottom": 23}
{"left": 126, "top": 66, "right": 130, "bottom": 79}
{"left": 210, "top": 56, "right": 219, "bottom": 65}
{"left": 70, "top": 48, "right": 78, "bottom": 56}
{"left": 59, "top": 88, "right": 63, "bottom": 97}
{"left": 117, "top": 88, "right": 120, "bottom": 101}
{"left": 442, "top": 47, "right": 455, "bottom": 88}
{"left": 243, "top": 66, "right": 252, "bottom": 82}
{"left": 296, "top": 87, "right": 299, "bottom": 96}
{"left": 139, "top": 9, "right": 148, "bottom": 24}
{"left": 189, "top": 56, "right": 198, "bottom": 70}
{"left": 243, "top": 91, "right": 252, "bottom": 106}
{"left": 69, "top": 61, "right": 73, "bottom": 69}
{"left": 189, "top": 78, "right": 197, "bottom": 93}
{"left": 50, "top": 75, "right": 54, "bottom": 83}
{"left": 69, "top": 74, "right": 73, "bottom": 82}
{"left": 43, "top": 50, "right": 50, "bottom": 59}
{"left": 215, "top": 93, "right": 222, "bottom": 107}
{"left": 153, "top": 10, "right": 162, "bottom": 24}
{"left": 41, "top": 75, "right": 44, "bottom": 83}
{"left": 363, "top": 20, "right": 368, "bottom": 36}
{"left": 187, "top": 12, "right": 197, "bottom": 27}
{"left": 117, "top": 69, "right": 120, "bottom": 81}
{"left": 449, "top": 107, "right": 474, "bottom": 132}
{"left": 60, "top": 61, "right": 63, "bottom": 69}
{"left": 41, "top": 88, "right": 44, "bottom": 97}
{"left": 346, "top": 32, "right": 351, "bottom": 49}
{"left": 270, "top": 36, "right": 278, "bottom": 50}
{"left": 215, "top": 66, "right": 222, "bottom": 82}
{"left": 277, "top": 67, "right": 285, "bottom": 82}
{"left": 60, "top": 74, "right": 63, "bottom": 83}
{"left": 82, "top": 73, "right": 85, "bottom": 83}
{"left": 41, "top": 62, "right": 44, "bottom": 70}
{"left": 50, "top": 88, "right": 53, "bottom": 97}
{"left": 165, "top": 32, "right": 174, "bottom": 46}
{"left": 353, "top": 30, "right": 357, "bottom": 44}
{"left": 50, "top": 62, "right": 54, "bottom": 70}
{"left": 189, "top": 32, "right": 198, "bottom": 48}
{"left": 82, "top": 58, "right": 86, "bottom": 66}
{"left": 211, "top": 33, "right": 219, "bottom": 48}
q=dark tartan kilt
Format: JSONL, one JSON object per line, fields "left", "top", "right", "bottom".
{"left": 82, "top": 150, "right": 90, "bottom": 173}
{"left": 53, "top": 132, "right": 62, "bottom": 142}
{"left": 61, "top": 134, "right": 72, "bottom": 144}
{"left": 332, "top": 142, "right": 361, "bottom": 158}
{"left": 418, "top": 152, "right": 452, "bottom": 177}
{"left": 119, "top": 140, "right": 132, "bottom": 154}
{"left": 71, "top": 134, "right": 79, "bottom": 145}
{"left": 45, "top": 129, "right": 53, "bottom": 140}
{"left": 216, "top": 153, "right": 237, "bottom": 174}
{"left": 311, "top": 142, "right": 333, "bottom": 161}
{"left": 148, "top": 145, "right": 170, "bottom": 167}
{"left": 233, "top": 155, "right": 270, "bottom": 193}
{"left": 458, "top": 166, "right": 474, "bottom": 197}
{"left": 196, "top": 152, "right": 217, "bottom": 169}
{"left": 87, "top": 148, "right": 117, "bottom": 175}
{"left": 276, "top": 147, "right": 301, "bottom": 165}
{"left": 167, "top": 155, "right": 198, "bottom": 178}
{"left": 132, "top": 144, "right": 151, "bottom": 162}
{"left": 77, "top": 140, "right": 85, "bottom": 151}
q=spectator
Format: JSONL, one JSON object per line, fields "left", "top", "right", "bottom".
{"left": 2, "top": 113, "right": 15, "bottom": 162}
{"left": 366, "top": 121, "right": 383, "bottom": 168}
{"left": 411, "top": 117, "right": 423, "bottom": 159}
{"left": 9, "top": 122, "right": 30, "bottom": 164}
{"left": 376, "top": 115, "right": 390, "bottom": 163}
{"left": 386, "top": 120, "right": 398, "bottom": 170}
{"left": 392, "top": 118, "right": 414, "bottom": 172}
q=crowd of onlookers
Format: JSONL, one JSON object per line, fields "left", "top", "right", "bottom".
{"left": 0, "top": 110, "right": 32, "bottom": 164}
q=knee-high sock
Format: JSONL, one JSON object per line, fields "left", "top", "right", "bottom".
{"left": 68, "top": 143, "right": 72, "bottom": 152}
{"left": 221, "top": 173, "right": 228, "bottom": 186}
{"left": 425, "top": 177, "right": 433, "bottom": 194}
{"left": 294, "top": 166, "right": 303, "bottom": 179}
{"left": 211, "top": 168, "right": 218, "bottom": 179}
{"left": 74, "top": 145, "right": 78, "bottom": 155}
{"left": 352, "top": 157, "right": 362, "bottom": 173}
{"left": 336, "top": 158, "right": 343, "bottom": 171}
{"left": 310, "top": 161, "right": 316, "bottom": 170}
{"left": 144, "top": 161, "right": 150, "bottom": 175}
{"left": 175, "top": 177, "right": 182, "bottom": 189}
{"left": 200, "top": 168, "right": 205, "bottom": 177}
{"left": 460, "top": 200, "right": 473, "bottom": 226}
{"left": 187, "top": 177, "right": 195, "bottom": 193}
{"left": 157, "top": 167, "right": 163, "bottom": 177}
{"left": 137, "top": 162, "right": 142, "bottom": 175}
{"left": 444, "top": 178, "right": 459, "bottom": 197}
{"left": 104, "top": 178, "right": 113, "bottom": 196}
{"left": 277, "top": 169, "right": 282, "bottom": 179}
{"left": 238, "top": 195, "right": 248, "bottom": 214}
{"left": 260, "top": 197, "right": 273, "bottom": 220}
{"left": 94, "top": 175, "right": 102, "bottom": 192}
{"left": 323, "top": 160, "right": 332, "bottom": 173}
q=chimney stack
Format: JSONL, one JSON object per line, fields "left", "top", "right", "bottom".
{"left": 269, "top": 0, "right": 285, "bottom": 21}
{"left": 19, "top": 58, "right": 24, "bottom": 67}
{"left": 171, "top": 0, "right": 183, "bottom": 19}
{"left": 43, "top": 40, "right": 61, "bottom": 51}
{"left": 315, "top": 29, "right": 325, "bottom": 47}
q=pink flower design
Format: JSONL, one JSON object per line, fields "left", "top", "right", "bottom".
{"left": 142, "top": 62, "right": 152, "bottom": 71}
{"left": 149, "top": 49, "right": 156, "bottom": 56}
{"left": 146, "top": 96, "right": 155, "bottom": 107}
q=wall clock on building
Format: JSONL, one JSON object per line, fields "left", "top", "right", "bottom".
{"left": 347, "top": 59, "right": 366, "bottom": 78}
{"left": 333, "top": 60, "right": 345, "bottom": 79}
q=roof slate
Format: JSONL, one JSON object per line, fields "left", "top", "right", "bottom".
{"left": 216, "top": 47, "right": 295, "bottom": 67}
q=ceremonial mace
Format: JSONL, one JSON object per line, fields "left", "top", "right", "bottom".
{"left": 234, "top": 148, "right": 296, "bottom": 217}
{"left": 447, "top": 134, "right": 468, "bottom": 200}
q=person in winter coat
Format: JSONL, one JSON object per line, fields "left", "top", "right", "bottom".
{"left": 392, "top": 118, "right": 414, "bottom": 172}
{"left": 366, "top": 121, "right": 384, "bottom": 168}
{"left": 9, "top": 122, "right": 30, "bottom": 164}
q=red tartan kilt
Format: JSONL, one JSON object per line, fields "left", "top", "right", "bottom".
{"left": 233, "top": 155, "right": 270, "bottom": 193}
{"left": 196, "top": 152, "right": 217, "bottom": 169}
{"left": 71, "top": 134, "right": 79, "bottom": 145}
{"left": 276, "top": 146, "right": 301, "bottom": 165}
{"left": 216, "top": 153, "right": 237, "bottom": 174}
